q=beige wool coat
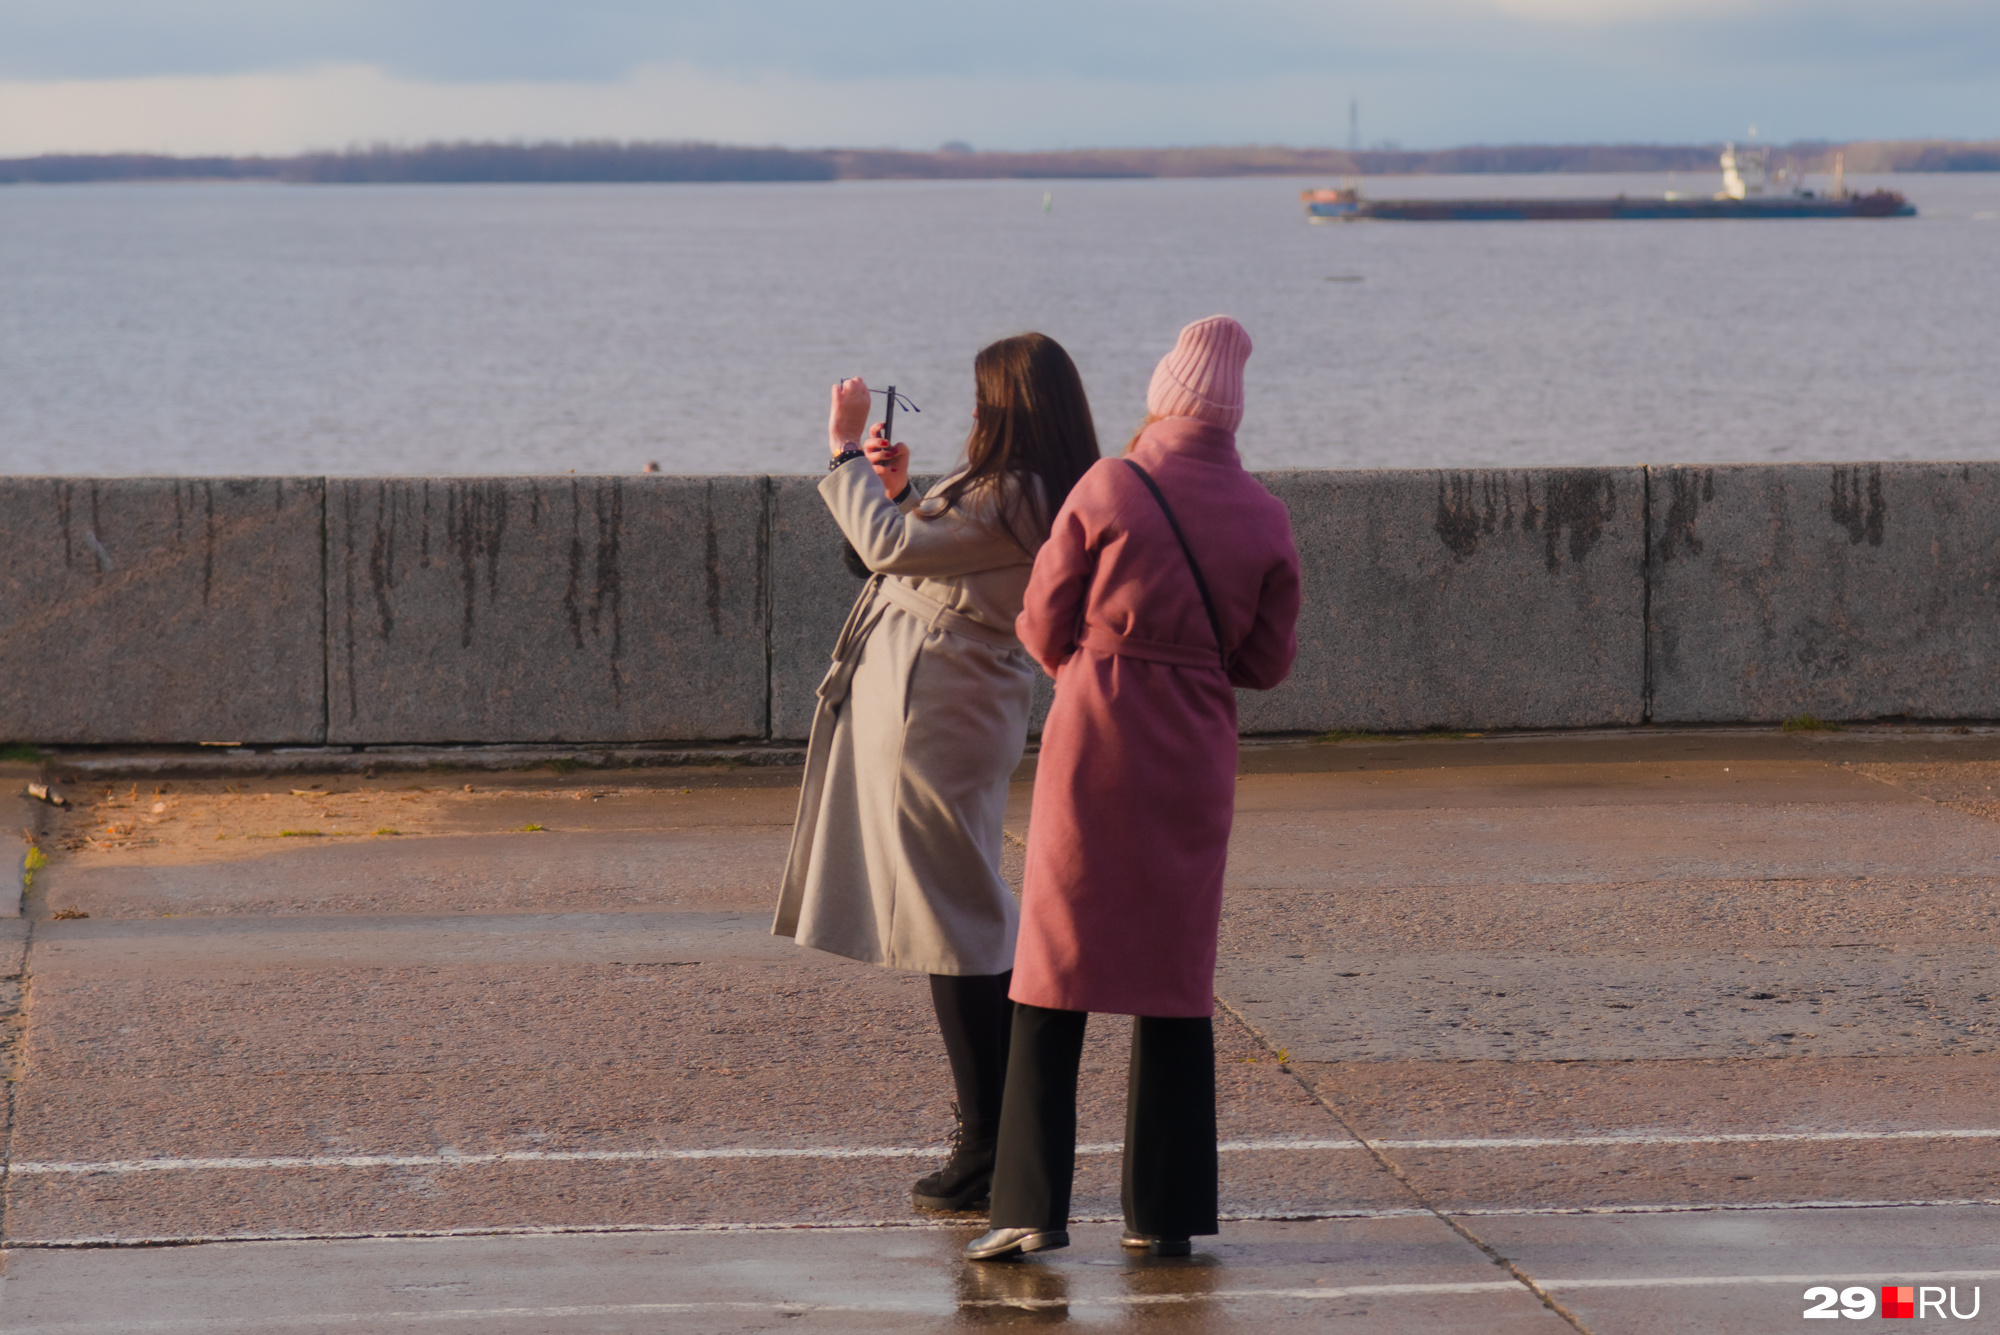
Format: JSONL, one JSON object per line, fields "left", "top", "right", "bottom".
{"left": 772, "top": 460, "right": 1040, "bottom": 975}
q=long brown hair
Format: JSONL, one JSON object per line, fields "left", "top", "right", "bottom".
{"left": 927, "top": 332, "right": 1099, "bottom": 550}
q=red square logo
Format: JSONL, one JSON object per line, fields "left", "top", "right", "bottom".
{"left": 1883, "top": 1286, "right": 1915, "bottom": 1318}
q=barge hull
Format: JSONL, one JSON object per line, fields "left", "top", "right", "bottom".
{"left": 1309, "top": 194, "right": 1915, "bottom": 222}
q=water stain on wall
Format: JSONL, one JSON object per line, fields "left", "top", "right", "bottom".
{"left": 1432, "top": 473, "right": 1498, "bottom": 558}
{"left": 1535, "top": 471, "right": 1618, "bottom": 572}
{"left": 559, "top": 479, "right": 629, "bottom": 700}
{"left": 418, "top": 482, "right": 434, "bottom": 571}
{"left": 563, "top": 482, "right": 587, "bottom": 652}
{"left": 196, "top": 483, "right": 216, "bottom": 606}
{"left": 53, "top": 481, "right": 73, "bottom": 569}
{"left": 1433, "top": 470, "right": 1619, "bottom": 571}
{"left": 347, "top": 480, "right": 634, "bottom": 709}
{"left": 592, "top": 482, "right": 624, "bottom": 706}
{"left": 339, "top": 486, "right": 364, "bottom": 722}
{"left": 445, "top": 482, "right": 511, "bottom": 649}
{"left": 87, "top": 484, "right": 104, "bottom": 572}
{"left": 1831, "top": 464, "right": 1887, "bottom": 546}
{"left": 52, "top": 480, "right": 120, "bottom": 576}
{"left": 1653, "top": 468, "right": 1715, "bottom": 565}
{"left": 704, "top": 482, "right": 723, "bottom": 636}
{"left": 366, "top": 481, "right": 397, "bottom": 641}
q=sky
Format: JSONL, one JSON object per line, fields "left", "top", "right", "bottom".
{"left": 1, "top": 0, "right": 1996, "bottom": 157}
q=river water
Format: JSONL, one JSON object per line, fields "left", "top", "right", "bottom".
{"left": 2, "top": 172, "right": 1995, "bottom": 477}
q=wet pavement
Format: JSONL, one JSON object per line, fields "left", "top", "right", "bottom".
{"left": 3, "top": 732, "right": 1998, "bottom": 1332}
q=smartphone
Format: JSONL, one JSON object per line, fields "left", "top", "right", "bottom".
{"left": 871, "top": 385, "right": 917, "bottom": 461}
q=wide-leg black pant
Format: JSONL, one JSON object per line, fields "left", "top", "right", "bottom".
{"left": 988, "top": 1003, "right": 1218, "bottom": 1237}
{"left": 929, "top": 971, "right": 1014, "bottom": 1138}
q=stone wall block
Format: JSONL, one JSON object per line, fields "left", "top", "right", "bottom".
{"left": 326, "top": 477, "right": 767, "bottom": 744}
{"left": 1647, "top": 463, "right": 2000, "bottom": 723}
{"left": 0, "top": 478, "right": 326, "bottom": 744}
{"left": 768, "top": 476, "right": 865, "bottom": 742}
{"left": 1238, "top": 469, "right": 1647, "bottom": 733}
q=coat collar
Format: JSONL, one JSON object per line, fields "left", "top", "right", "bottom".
{"left": 1131, "top": 416, "right": 1241, "bottom": 468}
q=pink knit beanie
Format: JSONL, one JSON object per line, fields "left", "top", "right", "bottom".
{"left": 1146, "top": 316, "right": 1252, "bottom": 433}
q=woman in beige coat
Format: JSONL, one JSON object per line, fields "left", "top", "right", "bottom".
{"left": 774, "top": 333, "right": 1100, "bottom": 1212}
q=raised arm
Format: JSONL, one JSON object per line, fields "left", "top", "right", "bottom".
{"left": 821, "top": 461, "right": 1028, "bottom": 580}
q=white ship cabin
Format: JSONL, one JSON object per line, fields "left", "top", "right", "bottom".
{"left": 1718, "top": 142, "right": 1769, "bottom": 199}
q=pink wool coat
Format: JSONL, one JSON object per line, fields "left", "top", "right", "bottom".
{"left": 1010, "top": 417, "right": 1302, "bottom": 1017}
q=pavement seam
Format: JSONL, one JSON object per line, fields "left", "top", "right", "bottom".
{"left": 1215, "top": 995, "right": 1595, "bottom": 1334}
{"left": 2, "top": 856, "right": 39, "bottom": 1249}
{"left": 1, "top": 937, "right": 33, "bottom": 1249}
{"left": 2, "top": 790, "right": 59, "bottom": 1247}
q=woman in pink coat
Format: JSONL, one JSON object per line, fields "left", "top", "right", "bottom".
{"left": 966, "top": 316, "right": 1302, "bottom": 1261}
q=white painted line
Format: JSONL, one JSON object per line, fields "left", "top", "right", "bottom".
{"left": 1455, "top": 1196, "right": 2000, "bottom": 1217}
{"left": 1546, "top": 1270, "right": 2000, "bottom": 1291}
{"left": 13, "top": 1128, "right": 1997, "bottom": 1178}
{"left": 1374, "top": 1128, "right": 2000, "bottom": 1151}
{"left": 0, "top": 1210, "right": 1429, "bottom": 1250}
{"left": 4, "top": 1139, "right": 1349, "bottom": 1176}
{"left": 9, "top": 1146, "right": 943, "bottom": 1176}
{"left": 17, "top": 1272, "right": 2000, "bottom": 1332}
{"left": 7, "top": 1197, "right": 1994, "bottom": 1250}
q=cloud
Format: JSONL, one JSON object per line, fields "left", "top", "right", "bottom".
{"left": 0, "top": 1, "right": 1995, "bottom": 154}
{"left": 1482, "top": 0, "right": 1769, "bottom": 21}
{"left": 0, "top": 0, "right": 1394, "bottom": 83}
{"left": 0, "top": 63, "right": 1407, "bottom": 156}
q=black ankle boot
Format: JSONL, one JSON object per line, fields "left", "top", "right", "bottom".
{"left": 913, "top": 1103, "right": 997, "bottom": 1211}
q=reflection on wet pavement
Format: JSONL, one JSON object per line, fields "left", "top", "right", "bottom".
{"left": 957, "top": 1258, "right": 1071, "bottom": 1324}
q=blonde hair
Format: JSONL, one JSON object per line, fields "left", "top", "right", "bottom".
{"left": 1122, "top": 413, "right": 1164, "bottom": 457}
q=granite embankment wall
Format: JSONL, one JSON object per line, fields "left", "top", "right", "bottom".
{"left": 3, "top": 463, "right": 1996, "bottom": 746}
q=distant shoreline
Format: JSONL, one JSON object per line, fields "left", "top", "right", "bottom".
{"left": 4, "top": 138, "right": 1998, "bottom": 185}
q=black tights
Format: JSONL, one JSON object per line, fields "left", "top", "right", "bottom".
{"left": 929, "top": 971, "right": 1014, "bottom": 1139}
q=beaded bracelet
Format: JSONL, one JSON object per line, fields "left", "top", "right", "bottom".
{"left": 829, "top": 446, "right": 866, "bottom": 471}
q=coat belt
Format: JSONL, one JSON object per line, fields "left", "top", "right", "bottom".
{"left": 876, "top": 578, "right": 1021, "bottom": 650}
{"left": 818, "top": 576, "right": 1020, "bottom": 709}
{"left": 817, "top": 576, "right": 889, "bottom": 707}
{"left": 1079, "top": 622, "right": 1222, "bottom": 669}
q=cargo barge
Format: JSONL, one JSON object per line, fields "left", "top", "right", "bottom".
{"left": 1303, "top": 145, "right": 1916, "bottom": 222}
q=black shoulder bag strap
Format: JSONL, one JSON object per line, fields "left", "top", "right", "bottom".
{"left": 1122, "top": 459, "right": 1229, "bottom": 670}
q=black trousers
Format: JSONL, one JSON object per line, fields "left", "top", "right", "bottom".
{"left": 929, "top": 971, "right": 1014, "bottom": 1138}
{"left": 988, "top": 1003, "right": 1218, "bottom": 1237}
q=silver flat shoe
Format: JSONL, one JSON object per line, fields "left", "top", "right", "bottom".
{"left": 1119, "top": 1229, "right": 1192, "bottom": 1257}
{"left": 963, "top": 1227, "right": 1070, "bottom": 1261}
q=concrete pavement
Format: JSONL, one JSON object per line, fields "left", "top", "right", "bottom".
{"left": 3, "top": 730, "right": 1998, "bottom": 1332}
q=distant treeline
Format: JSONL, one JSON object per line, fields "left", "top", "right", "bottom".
{"left": 287, "top": 142, "right": 836, "bottom": 183}
{"left": 823, "top": 143, "right": 1734, "bottom": 178}
{"left": 0, "top": 141, "right": 835, "bottom": 185}
{"left": 1818, "top": 140, "right": 2000, "bottom": 173}
{"left": 5, "top": 138, "right": 1998, "bottom": 185}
